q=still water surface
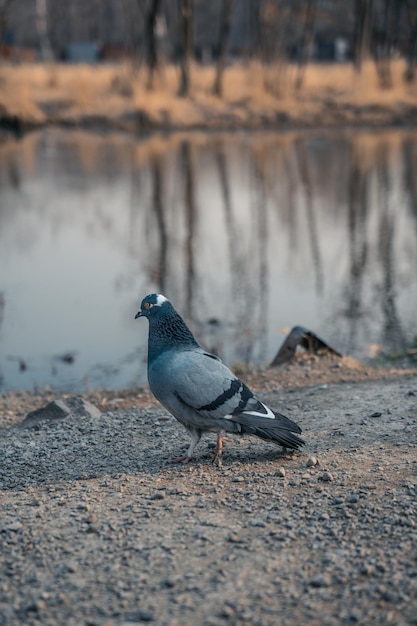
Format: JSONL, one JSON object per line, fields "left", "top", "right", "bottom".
{"left": 0, "top": 128, "right": 416, "bottom": 391}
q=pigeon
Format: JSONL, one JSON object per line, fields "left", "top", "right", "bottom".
{"left": 135, "top": 293, "right": 305, "bottom": 463}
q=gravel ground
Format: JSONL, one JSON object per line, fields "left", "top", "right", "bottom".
{"left": 0, "top": 359, "right": 416, "bottom": 626}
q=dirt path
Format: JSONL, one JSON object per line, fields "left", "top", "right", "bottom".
{"left": 0, "top": 364, "right": 416, "bottom": 625}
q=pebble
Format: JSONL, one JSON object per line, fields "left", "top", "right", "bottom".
{"left": 309, "top": 575, "right": 330, "bottom": 588}
{"left": 249, "top": 519, "right": 266, "bottom": 528}
{"left": 2, "top": 522, "right": 23, "bottom": 532}
{"left": 149, "top": 492, "right": 165, "bottom": 500}
{"left": 307, "top": 456, "right": 319, "bottom": 467}
{"left": 0, "top": 378, "right": 415, "bottom": 626}
{"left": 319, "top": 471, "right": 334, "bottom": 482}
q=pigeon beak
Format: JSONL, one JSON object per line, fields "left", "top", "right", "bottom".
{"left": 134, "top": 310, "right": 143, "bottom": 319}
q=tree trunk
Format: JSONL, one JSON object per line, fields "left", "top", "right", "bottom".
{"left": 404, "top": 0, "right": 417, "bottom": 82}
{"left": 248, "top": 0, "right": 261, "bottom": 59}
{"left": 0, "top": 0, "right": 13, "bottom": 46}
{"left": 354, "top": 0, "right": 373, "bottom": 72}
{"left": 178, "top": 0, "right": 193, "bottom": 97}
{"left": 36, "top": 0, "right": 53, "bottom": 61}
{"left": 145, "top": 0, "right": 162, "bottom": 90}
{"left": 295, "top": 0, "right": 317, "bottom": 90}
{"left": 212, "top": 0, "right": 234, "bottom": 97}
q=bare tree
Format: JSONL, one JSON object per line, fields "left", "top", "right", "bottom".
{"left": 404, "top": 0, "right": 417, "bottom": 82}
{"left": 212, "top": 0, "right": 234, "bottom": 97}
{"left": 178, "top": 0, "right": 193, "bottom": 97}
{"left": 36, "top": 0, "right": 53, "bottom": 60}
{"left": 0, "top": 0, "right": 13, "bottom": 47}
{"left": 354, "top": 0, "right": 373, "bottom": 72}
{"left": 295, "top": 0, "right": 318, "bottom": 90}
{"left": 247, "top": 0, "right": 261, "bottom": 58}
{"left": 144, "top": 0, "right": 162, "bottom": 89}
{"left": 373, "top": 0, "right": 395, "bottom": 88}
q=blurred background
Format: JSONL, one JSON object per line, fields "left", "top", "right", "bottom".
{"left": 0, "top": 0, "right": 417, "bottom": 391}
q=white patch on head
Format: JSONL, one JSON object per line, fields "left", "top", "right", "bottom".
{"left": 155, "top": 294, "right": 168, "bottom": 306}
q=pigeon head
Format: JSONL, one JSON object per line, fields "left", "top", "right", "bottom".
{"left": 135, "top": 293, "right": 170, "bottom": 319}
{"left": 135, "top": 293, "right": 200, "bottom": 359}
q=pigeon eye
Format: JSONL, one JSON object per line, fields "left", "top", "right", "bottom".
{"left": 144, "top": 302, "right": 151, "bottom": 309}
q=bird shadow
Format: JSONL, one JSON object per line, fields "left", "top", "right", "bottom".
{"left": 0, "top": 419, "right": 304, "bottom": 491}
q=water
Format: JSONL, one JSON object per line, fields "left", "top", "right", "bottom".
{"left": 0, "top": 128, "right": 416, "bottom": 391}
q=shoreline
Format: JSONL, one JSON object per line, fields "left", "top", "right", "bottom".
{"left": 2, "top": 103, "right": 417, "bottom": 138}
{"left": 1, "top": 60, "right": 417, "bottom": 137}
{"left": 1, "top": 354, "right": 416, "bottom": 427}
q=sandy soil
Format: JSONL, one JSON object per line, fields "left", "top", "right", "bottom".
{"left": 0, "top": 356, "right": 416, "bottom": 625}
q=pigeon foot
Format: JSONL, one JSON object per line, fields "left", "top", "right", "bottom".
{"left": 169, "top": 454, "right": 197, "bottom": 464}
{"left": 212, "top": 431, "right": 233, "bottom": 464}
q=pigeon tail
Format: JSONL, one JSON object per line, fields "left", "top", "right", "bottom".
{"left": 231, "top": 409, "right": 305, "bottom": 450}
{"left": 239, "top": 423, "right": 305, "bottom": 450}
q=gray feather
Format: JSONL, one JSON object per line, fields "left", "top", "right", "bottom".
{"left": 135, "top": 293, "right": 305, "bottom": 461}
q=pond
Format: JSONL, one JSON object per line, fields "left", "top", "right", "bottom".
{"left": 0, "top": 127, "right": 416, "bottom": 391}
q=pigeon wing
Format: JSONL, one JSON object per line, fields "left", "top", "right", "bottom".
{"left": 168, "top": 349, "right": 250, "bottom": 420}
{"left": 152, "top": 348, "right": 304, "bottom": 450}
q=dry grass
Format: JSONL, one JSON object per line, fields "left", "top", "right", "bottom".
{"left": 0, "top": 59, "right": 416, "bottom": 129}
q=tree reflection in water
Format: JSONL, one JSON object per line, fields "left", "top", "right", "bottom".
{"left": 0, "top": 129, "right": 416, "bottom": 390}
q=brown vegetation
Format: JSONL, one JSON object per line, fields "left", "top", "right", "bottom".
{"left": 1, "top": 59, "right": 417, "bottom": 132}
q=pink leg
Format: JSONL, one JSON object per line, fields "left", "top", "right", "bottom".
{"left": 212, "top": 430, "right": 233, "bottom": 464}
{"left": 170, "top": 428, "right": 200, "bottom": 464}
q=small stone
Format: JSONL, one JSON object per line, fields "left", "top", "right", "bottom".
{"left": 21, "top": 396, "right": 101, "bottom": 428}
{"left": 310, "top": 575, "right": 329, "bottom": 588}
{"left": 275, "top": 467, "right": 286, "bottom": 478}
{"left": 125, "top": 609, "right": 154, "bottom": 622}
{"left": 149, "top": 492, "right": 165, "bottom": 500}
{"left": 320, "top": 471, "right": 334, "bottom": 482}
{"left": 370, "top": 412, "right": 382, "bottom": 418}
{"left": 250, "top": 519, "right": 266, "bottom": 528}
{"left": 2, "top": 522, "right": 23, "bottom": 532}
{"left": 219, "top": 605, "right": 235, "bottom": 618}
{"left": 86, "top": 523, "right": 100, "bottom": 534}
{"left": 137, "top": 609, "right": 154, "bottom": 622}
{"left": 347, "top": 493, "right": 359, "bottom": 503}
{"left": 232, "top": 476, "right": 245, "bottom": 483}
{"left": 307, "top": 456, "right": 318, "bottom": 467}
{"left": 65, "top": 561, "right": 78, "bottom": 573}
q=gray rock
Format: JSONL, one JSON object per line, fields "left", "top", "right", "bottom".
{"left": 21, "top": 396, "right": 101, "bottom": 428}
{"left": 319, "top": 471, "right": 334, "bottom": 483}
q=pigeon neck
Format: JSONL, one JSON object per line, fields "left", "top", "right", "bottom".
{"left": 148, "top": 311, "right": 199, "bottom": 361}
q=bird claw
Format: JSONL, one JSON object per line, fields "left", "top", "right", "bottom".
{"left": 169, "top": 455, "right": 196, "bottom": 464}
{"left": 212, "top": 432, "right": 233, "bottom": 464}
